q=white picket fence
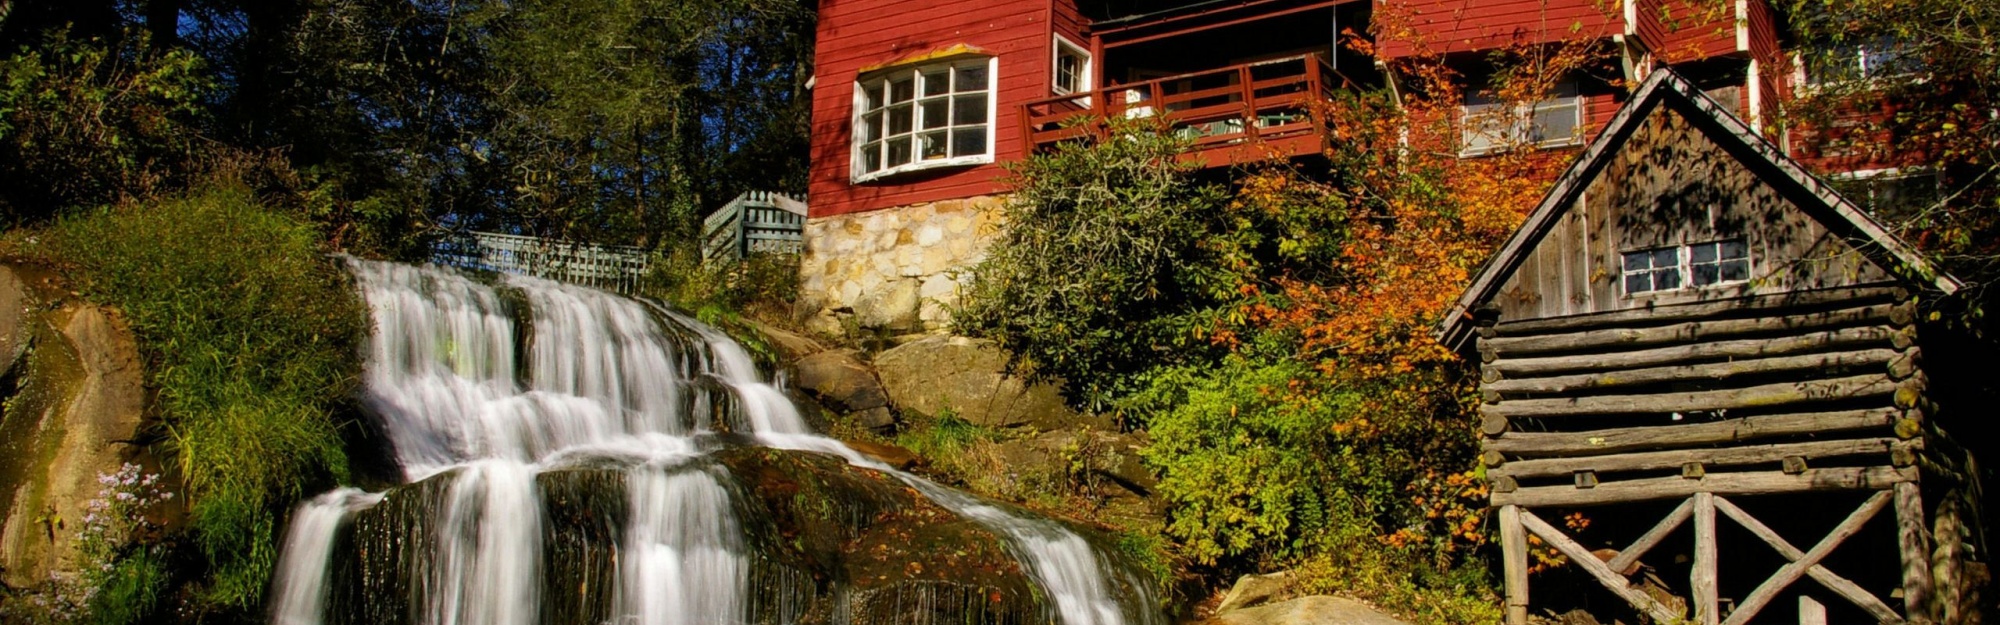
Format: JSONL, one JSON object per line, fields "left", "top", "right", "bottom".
{"left": 434, "top": 231, "right": 653, "bottom": 294}
{"left": 702, "top": 191, "right": 807, "bottom": 262}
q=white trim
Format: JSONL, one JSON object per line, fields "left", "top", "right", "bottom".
{"left": 849, "top": 56, "right": 1000, "bottom": 184}
{"left": 1746, "top": 58, "right": 1763, "bottom": 131}
{"left": 1051, "top": 34, "right": 1093, "bottom": 97}
{"left": 1620, "top": 238, "right": 1753, "bottom": 297}
{"left": 1734, "top": 0, "right": 1750, "bottom": 53}
{"left": 1458, "top": 90, "right": 1586, "bottom": 157}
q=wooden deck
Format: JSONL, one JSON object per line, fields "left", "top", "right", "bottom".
{"left": 1019, "top": 55, "right": 1336, "bottom": 166}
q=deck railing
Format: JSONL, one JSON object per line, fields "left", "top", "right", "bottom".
{"left": 434, "top": 231, "right": 654, "bottom": 294}
{"left": 702, "top": 190, "right": 808, "bottom": 263}
{"left": 1020, "top": 54, "right": 1337, "bottom": 163}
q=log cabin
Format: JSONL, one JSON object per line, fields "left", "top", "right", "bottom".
{"left": 1438, "top": 68, "right": 1986, "bottom": 625}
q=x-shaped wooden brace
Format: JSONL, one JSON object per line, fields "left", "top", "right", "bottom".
{"left": 1715, "top": 491, "right": 1902, "bottom": 625}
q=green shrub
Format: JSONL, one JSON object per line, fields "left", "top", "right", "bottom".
{"left": 24, "top": 185, "right": 365, "bottom": 610}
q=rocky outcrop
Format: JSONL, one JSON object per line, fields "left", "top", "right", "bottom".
{"left": 1215, "top": 571, "right": 1298, "bottom": 613}
{"left": 1208, "top": 596, "right": 1410, "bottom": 625}
{"left": 0, "top": 265, "right": 154, "bottom": 590}
{"left": 792, "top": 349, "right": 892, "bottom": 432}
{"left": 873, "top": 336, "right": 1105, "bottom": 431}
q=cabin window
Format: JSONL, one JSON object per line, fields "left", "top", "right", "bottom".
{"left": 1053, "top": 36, "right": 1091, "bottom": 96}
{"left": 1801, "top": 37, "right": 1920, "bottom": 87}
{"left": 1623, "top": 238, "right": 1750, "bottom": 295}
{"left": 1460, "top": 83, "right": 1584, "bottom": 156}
{"left": 853, "top": 57, "right": 995, "bottom": 182}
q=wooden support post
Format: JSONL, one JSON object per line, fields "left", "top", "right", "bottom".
{"left": 1895, "top": 481, "right": 1935, "bottom": 623}
{"left": 1501, "top": 505, "right": 1529, "bottom": 625}
{"left": 1694, "top": 492, "right": 1720, "bottom": 625}
{"left": 1519, "top": 509, "right": 1683, "bottom": 623}
{"left": 1799, "top": 595, "right": 1828, "bottom": 625}
{"left": 1716, "top": 492, "right": 1901, "bottom": 624}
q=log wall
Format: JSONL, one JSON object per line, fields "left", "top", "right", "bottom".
{"left": 1477, "top": 285, "right": 1926, "bottom": 508}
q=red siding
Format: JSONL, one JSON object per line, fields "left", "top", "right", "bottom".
{"left": 1376, "top": 0, "right": 1624, "bottom": 58}
{"left": 810, "top": 0, "right": 1063, "bottom": 218}
{"left": 1643, "top": 0, "right": 1737, "bottom": 63}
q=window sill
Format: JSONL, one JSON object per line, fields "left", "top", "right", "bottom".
{"left": 1621, "top": 280, "right": 1751, "bottom": 300}
{"left": 851, "top": 154, "right": 993, "bottom": 184}
{"left": 1457, "top": 137, "right": 1585, "bottom": 158}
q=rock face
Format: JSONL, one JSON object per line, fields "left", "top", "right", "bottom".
{"left": 1215, "top": 571, "right": 1298, "bottom": 614}
{"left": 796, "top": 195, "right": 1006, "bottom": 334}
{"left": 873, "top": 336, "right": 1104, "bottom": 430}
{"left": 0, "top": 265, "right": 154, "bottom": 589}
{"left": 1208, "top": 596, "right": 1410, "bottom": 625}
{"left": 791, "top": 349, "right": 896, "bottom": 433}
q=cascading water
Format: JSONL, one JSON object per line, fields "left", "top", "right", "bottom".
{"left": 268, "top": 259, "right": 1160, "bottom": 625}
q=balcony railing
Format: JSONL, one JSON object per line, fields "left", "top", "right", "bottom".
{"left": 1020, "top": 54, "right": 1337, "bottom": 164}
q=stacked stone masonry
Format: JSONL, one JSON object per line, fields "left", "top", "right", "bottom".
{"left": 799, "top": 195, "right": 1006, "bottom": 333}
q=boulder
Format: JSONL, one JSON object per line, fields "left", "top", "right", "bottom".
{"left": 0, "top": 269, "right": 154, "bottom": 589}
{"left": 792, "top": 349, "right": 889, "bottom": 414}
{"left": 1215, "top": 571, "right": 1297, "bottom": 614}
{"left": 872, "top": 336, "right": 1104, "bottom": 430}
{"left": 1208, "top": 596, "right": 1409, "bottom": 625}
{"left": 747, "top": 318, "right": 826, "bottom": 362}
{"left": 845, "top": 439, "right": 921, "bottom": 470}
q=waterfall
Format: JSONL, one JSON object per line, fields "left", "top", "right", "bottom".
{"left": 269, "top": 260, "right": 1157, "bottom": 625}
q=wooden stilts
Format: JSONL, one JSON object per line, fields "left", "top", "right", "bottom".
{"left": 1519, "top": 509, "right": 1682, "bottom": 623}
{"left": 1799, "top": 595, "right": 1828, "bottom": 625}
{"left": 1501, "top": 505, "right": 1529, "bottom": 625}
{"left": 1717, "top": 491, "right": 1900, "bottom": 625}
{"left": 1694, "top": 492, "right": 1720, "bottom": 625}
{"left": 1895, "top": 481, "right": 1935, "bottom": 623}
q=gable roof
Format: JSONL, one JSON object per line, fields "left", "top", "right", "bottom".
{"left": 1437, "top": 68, "right": 1960, "bottom": 352}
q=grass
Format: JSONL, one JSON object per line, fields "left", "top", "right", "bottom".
{"left": 17, "top": 184, "right": 365, "bottom": 611}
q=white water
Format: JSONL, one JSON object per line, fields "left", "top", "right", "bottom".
{"left": 268, "top": 260, "right": 1152, "bottom": 625}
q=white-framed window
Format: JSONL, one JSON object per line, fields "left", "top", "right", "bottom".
{"left": 1828, "top": 167, "right": 1940, "bottom": 215}
{"left": 1800, "top": 37, "right": 1921, "bottom": 87}
{"left": 1052, "top": 35, "right": 1091, "bottom": 96}
{"left": 852, "top": 57, "right": 996, "bottom": 182}
{"left": 1622, "top": 238, "right": 1750, "bottom": 295}
{"left": 1460, "top": 83, "right": 1584, "bottom": 156}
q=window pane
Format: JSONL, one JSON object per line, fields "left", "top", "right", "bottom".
{"left": 919, "top": 131, "right": 948, "bottom": 160}
{"left": 1693, "top": 263, "right": 1720, "bottom": 286}
{"left": 1691, "top": 242, "right": 1717, "bottom": 263}
{"left": 863, "top": 83, "right": 885, "bottom": 111}
{"left": 1652, "top": 248, "right": 1678, "bottom": 268}
{"left": 860, "top": 112, "right": 882, "bottom": 143}
{"left": 890, "top": 76, "right": 915, "bottom": 103}
{"left": 951, "top": 126, "right": 986, "bottom": 157}
{"left": 1720, "top": 259, "right": 1749, "bottom": 281}
{"left": 886, "top": 138, "right": 913, "bottom": 166}
{"left": 922, "top": 68, "right": 950, "bottom": 97}
{"left": 887, "top": 104, "right": 913, "bottom": 135}
{"left": 955, "top": 65, "right": 988, "bottom": 91}
{"left": 1625, "top": 272, "right": 1651, "bottom": 294}
{"left": 1057, "top": 55, "right": 1080, "bottom": 92}
{"left": 920, "top": 98, "right": 949, "bottom": 130}
{"left": 1623, "top": 251, "right": 1649, "bottom": 272}
{"left": 1721, "top": 239, "right": 1748, "bottom": 260}
{"left": 953, "top": 94, "right": 987, "bottom": 125}
{"left": 1654, "top": 268, "right": 1682, "bottom": 290}
{"left": 1532, "top": 101, "right": 1577, "bottom": 143}
{"left": 862, "top": 142, "right": 882, "bottom": 173}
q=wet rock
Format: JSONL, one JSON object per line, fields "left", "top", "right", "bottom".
{"left": 792, "top": 349, "right": 889, "bottom": 414}
{"left": 845, "top": 440, "right": 920, "bottom": 470}
{"left": 850, "top": 406, "right": 896, "bottom": 431}
{"left": 748, "top": 318, "right": 826, "bottom": 362}
{"left": 873, "top": 336, "right": 1106, "bottom": 430}
{"left": 1215, "top": 571, "right": 1297, "bottom": 614}
{"left": 1209, "top": 596, "right": 1409, "bottom": 625}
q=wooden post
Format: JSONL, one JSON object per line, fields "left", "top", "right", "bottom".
{"left": 1895, "top": 481, "right": 1935, "bottom": 623}
{"left": 1694, "top": 492, "right": 1721, "bottom": 625}
{"left": 1501, "top": 505, "right": 1529, "bottom": 625}
{"left": 1799, "top": 595, "right": 1827, "bottom": 625}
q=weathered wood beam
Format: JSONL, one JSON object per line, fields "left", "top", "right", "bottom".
{"left": 1484, "top": 301, "right": 1909, "bottom": 358}
{"left": 1895, "top": 481, "right": 1934, "bottom": 623}
{"left": 1492, "top": 466, "right": 1916, "bottom": 507}
{"left": 1519, "top": 509, "right": 1684, "bottom": 624}
{"left": 1800, "top": 596, "right": 1829, "bottom": 625}
{"left": 1500, "top": 505, "right": 1529, "bottom": 625}
{"left": 1489, "top": 438, "right": 1913, "bottom": 480}
{"left": 1484, "top": 349, "right": 1901, "bottom": 396}
{"left": 1716, "top": 492, "right": 1902, "bottom": 625}
{"left": 1483, "top": 409, "right": 1900, "bottom": 457}
{"left": 1604, "top": 497, "right": 1694, "bottom": 575}
{"left": 1487, "top": 326, "right": 1901, "bottom": 377}
{"left": 1481, "top": 374, "right": 1896, "bottom": 419}
{"left": 1694, "top": 493, "right": 1720, "bottom": 625}
{"left": 1492, "top": 285, "right": 1906, "bottom": 336}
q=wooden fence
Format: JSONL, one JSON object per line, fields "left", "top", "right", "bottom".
{"left": 702, "top": 191, "right": 807, "bottom": 263}
{"left": 433, "top": 231, "right": 653, "bottom": 294}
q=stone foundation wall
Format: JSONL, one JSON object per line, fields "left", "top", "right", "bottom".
{"left": 798, "top": 195, "right": 1007, "bottom": 334}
